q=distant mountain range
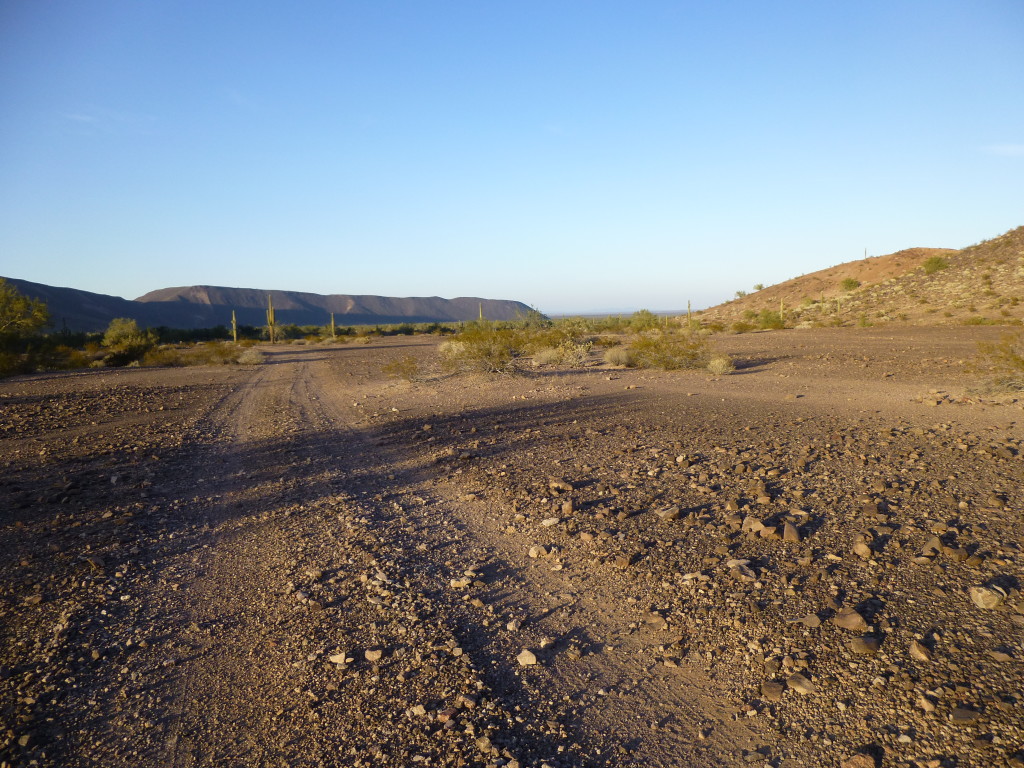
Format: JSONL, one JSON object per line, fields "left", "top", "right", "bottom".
{"left": 2, "top": 279, "right": 535, "bottom": 332}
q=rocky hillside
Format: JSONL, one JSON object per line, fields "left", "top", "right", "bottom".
{"left": 698, "top": 226, "right": 1024, "bottom": 329}
{"left": 2, "top": 278, "right": 534, "bottom": 332}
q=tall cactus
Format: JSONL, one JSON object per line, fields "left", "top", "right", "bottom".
{"left": 330, "top": 312, "right": 336, "bottom": 340}
{"left": 231, "top": 310, "right": 238, "bottom": 343}
{"left": 266, "top": 294, "right": 276, "bottom": 344}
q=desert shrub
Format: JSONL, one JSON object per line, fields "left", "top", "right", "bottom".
{"left": 521, "top": 326, "right": 589, "bottom": 354}
{"left": 742, "top": 309, "right": 757, "bottom": 321}
{"left": 102, "top": 318, "right": 156, "bottom": 366}
{"left": 753, "top": 283, "right": 765, "bottom": 291}
{"left": 43, "top": 345, "right": 92, "bottom": 371}
{"left": 439, "top": 325, "right": 526, "bottom": 374}
{"left": 557, "top": 341, "right": 592, "bottom": 367}
{"left": 139, "top": 341, "right": 262, "bottom": 367}
{"left": 237, "top": 348, "right": 265, "bottom": 365}
{"left": 704, "top": 321, "right": 726, "bottom": 333}
{"left": 141, "top": 346, "right": 188, "bottom": 367}
{"left": 923, "top": 256, "right": 950, "bottom": 274}
{"left": 592, "top": 335, "right": 622, "bottom": 348}
{"left": 707, "top": 354, "right": 736, "bottom": 375}
{"left": 193, "top": 342, "right": 243, "bottom": 364}
{"left": 0, "top": 350, "right": 32, "bottom": 378}
{"left": 102, "top": 318, "right": 150, "bottom": 349}
{"left": 731, "top": 321, "right": 754, "bottom": 334}
{"left": 630, "top": 309, "right": 661, "bottom": 332}
{"left": 0, "top": 278, "right": 49, "bottom": 337}
{"left": 531, "top": 347, "right": 562, "bottom": 366}
{"left": 604, "top": 346, "right": 635, "bottom": 367}
{"left": 735, "top": 290, "right": 748, "bottom": 299}
{"left": 629, "top": 331, "right": 710, "bottom": 370}
{"left": 976, "top": 331, "right": 1024, "bottom": 388}
{"left": 840, "top": 278, "right": 861, "bottom": 291}
{"left": 758, "top": 310, "right": 785, "bottom": 330}
{"left": 382, "top": 355, "right": 420, "bottom": 381}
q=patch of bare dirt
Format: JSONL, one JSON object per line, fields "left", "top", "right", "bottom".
{"left": 2, "top": 331, "right": 1023, "bottom": 768}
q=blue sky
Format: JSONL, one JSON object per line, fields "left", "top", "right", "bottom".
{"left": 1, "top": 1, "right": 1022, "bottom": 314}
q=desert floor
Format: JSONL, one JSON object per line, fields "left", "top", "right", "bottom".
{"left": 2, "top": 327, "right": 1022, "bottom": 768}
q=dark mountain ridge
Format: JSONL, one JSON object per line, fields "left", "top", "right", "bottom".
{"left": 3, "top": 278, "right": 535, "bottom": 332}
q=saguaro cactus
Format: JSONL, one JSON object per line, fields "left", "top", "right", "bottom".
{"left": 231, "top": 310, "right": 238, "bottom": 343}
{"left": 330, "top": 312, "right": 336, "bottom": 340}
{"left": 266, "top": 295, "right": 276, "bottom": 344}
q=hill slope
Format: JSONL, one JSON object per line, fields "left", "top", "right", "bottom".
{"left": 2, "top": 279, "right": 534, "bottom": 332}
{"left": 698, "top": 226, "right": 1024, "bottom": 328}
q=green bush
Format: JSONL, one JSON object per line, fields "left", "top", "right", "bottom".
{"left": 923, "top": 256, "right": 950, "bottom": 274}
{"left": 438, "top": 325, "right": 526, "bottom": 374}
{"left": 237, "top": 348, "right": 265, "bottom": 365}
{"left": 758, "top": 310, "right": 785, "bottom": 330}
{"left": 629, "top": 331, "right": 710, "bottom": 370}
{"left": 630, "top": 309, "right": 661, "bottom": 332}
{"left": 840, "top": 278, "right": 861, "bottom": 291}
{"left": 102, "top": 318, "right": 156, "bottom": 366}
{"left": 139, "top": 341, "right": 261, "bottom": 367}
{"left": 731, "top": 321, "right": 754, "bottom": 333}
{"left": 604, "top": 346, "right": 635, "bottom": 367}
{"left": 707, "top": 354, "right": 735, "bottom": 375}
{"left": 0, "top": 278, "right": 49, "bottom": 337}
{"left": 977, "top": 331, "right": 1024, "bottom": 388}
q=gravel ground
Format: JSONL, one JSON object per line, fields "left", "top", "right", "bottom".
{"left": 1, "top": 327, "right": 1021, "bottom": 768}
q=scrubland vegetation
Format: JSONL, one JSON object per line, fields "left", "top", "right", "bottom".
{"left": 977, "top": 330, "right": 1024, "bottom": 390}
{"left": 436, "top": 310, "right": 732, "bottom": 375}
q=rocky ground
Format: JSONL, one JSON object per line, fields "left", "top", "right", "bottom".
{"left": 1, "top": 327, "right": 1022, "bottom": 768}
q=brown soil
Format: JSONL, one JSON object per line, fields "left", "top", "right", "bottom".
{"left": 2, "top": 330, "right": 1022, "bottom": 768}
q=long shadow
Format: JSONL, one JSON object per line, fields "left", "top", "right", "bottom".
{"left": 4, "top": 389, "right": 648, "bottom": 766}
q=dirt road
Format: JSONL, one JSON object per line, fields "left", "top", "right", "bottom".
{"left": 2, "top": 329, "right": 1022, "bottom": 767}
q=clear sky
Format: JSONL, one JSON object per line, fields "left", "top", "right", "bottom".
{"left": 1, "top": 1, "right": 1022, "bottom": 314}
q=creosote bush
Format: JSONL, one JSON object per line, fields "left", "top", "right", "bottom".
{"left": 922, "top": 256, "right": 950, "bottom": 275}
{"left": 629, "top": 331, "right": 711, "bottom": 370}
{"left": 977, "top": 331, "right": 1024, "bottom": 389}
{"left": 840, "top": 278, "right": 861, "bottom": 291}
{"left": 140, "top": 341, "right": 263, "bottom": 367}
{"left": 603, "top": 346, "right": 635, "bottom": 367}
{"left": 531, "top": 347, "right": 562, "bottom": 366}
{"left": 439, "top": 326, "right": 526, "bottom": 374}
{"left": 237, "top": 348, "right": 265, "bottom": 365}
{"left": 532, "top": 341, "right": 592, "bottom": 368}
{"left": 707, "top": 354, "right": 736, "bottom": 375}
{"left": 758, "top": 310, "right": 785, "bottom": 330}
{"left": 102, "top": 318, "right": 157, "bottom": 366}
